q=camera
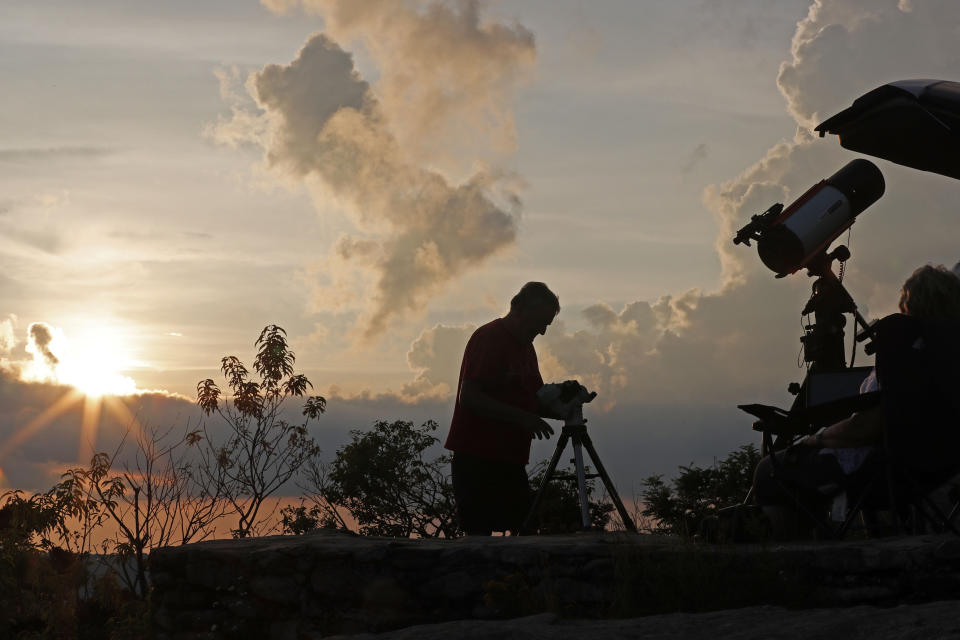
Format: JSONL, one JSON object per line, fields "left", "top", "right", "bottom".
{"left": 537, "top": 381, "right": 597, "bottom": 427}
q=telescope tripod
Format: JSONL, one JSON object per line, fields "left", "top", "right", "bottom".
{"left": 520, "top": 422, "right": 636, "bottom": 534}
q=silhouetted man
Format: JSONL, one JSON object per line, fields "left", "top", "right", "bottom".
{"left": 444, "top": 282, "right": 559, "bottom": 535}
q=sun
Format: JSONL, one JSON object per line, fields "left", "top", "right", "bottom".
{"left": 54, "top": 327, "right": 139, "bottom": 397}
{"left": 22, "top": 322, "right": 140, "bottom": 398}
{"left": 2, "top": 321, "right": 147, "bottom": 467}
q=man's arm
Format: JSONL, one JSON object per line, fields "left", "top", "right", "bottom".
{"left": 459, "top": 379, "right": 555, "bottom": 440}
{"left": 802, "top": 406, "right": 883, "bottom": 448}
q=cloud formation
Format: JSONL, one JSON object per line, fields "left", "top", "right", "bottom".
{"left": 0, "top": 368, "right": 199, "bottom": 491}
{"left": 27, "top": 323, "right": 58, "bottom": 367}
{"left": 536, "top": 0, "right": 960, "bottom": 418}
{"left": 260, "top": 0, "right": 535, "bottom": 170}
{"left": 779, "top": 0, "right": 960, "bottom": 129}
{"left": 0, "top": 147, "right": 113, "bottom": 163}
{"left": 0, "top": 315, "right": 14, "bottom": 356}
{"left": 0, "top": 193, "right": 68, "bottom": 255}
{"left": 400, "top": 323, "right": 475, "bottom": 399}
{"left": 680, "top": 143, "right": 709, "bottom": 176}
{"left": 213, "top": 2, "right": 535, "bottom": 339}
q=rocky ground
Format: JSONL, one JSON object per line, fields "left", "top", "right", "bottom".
{"left": 328, "top": 601, "right": 960, "bottom": 640}
{"left": 150, "top": 532, "right": 960, "bottom": 639}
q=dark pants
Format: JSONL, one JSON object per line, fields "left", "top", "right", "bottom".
{"left": 754, "top": 445, "right": 846, "bottom": 507}
{"left": 451, "top": 453, "right": 531, "bottom": 535}
{"left": 753, "top": 446, "right": 848, "bottom": 537}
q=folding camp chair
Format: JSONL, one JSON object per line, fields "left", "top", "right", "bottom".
{"left": 749, "top": 313, "right": 960, "bottom": 539}
{"left": 834, "top": 313, "right": 960, "bottom": 537}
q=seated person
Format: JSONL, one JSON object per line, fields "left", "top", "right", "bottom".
{"left": 753, "top": 264, "right": 960, "bottom": 538}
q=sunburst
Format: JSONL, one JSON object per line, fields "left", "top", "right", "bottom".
{"left": 1, "top": 322, "right": 147, "bottom": 474}
{"left": 0, "top": 388, "right": 146, "bottom": 469}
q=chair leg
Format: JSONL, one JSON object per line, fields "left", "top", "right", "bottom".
{"left": 916, "top": 492, "right": 960, "bottom": 535}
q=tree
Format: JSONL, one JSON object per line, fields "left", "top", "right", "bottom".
{"left": 61, "top": 424, "right": 225, "bottom": 597}
{"left": 0, "top": 491, "right": 84, "bottom": 637}
{"left": 279, "top": 504, "right": 323, "bottom": 536}
{"left": 0, "top": 485, "right": 150, "bottom": 637}
{"left": 196, "top": 325, "right": 325, "bottom": 538}
{"left": 302, "top": 419, "right": 460, "bottom": 538}
{"left": 299, "top": 418, "right": 617, "bottom": 538}
{"left": 639, "top": 444, "right": 761, "bottom": 536}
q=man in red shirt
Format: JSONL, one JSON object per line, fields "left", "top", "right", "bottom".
{"left": 444, "top": 282, "right": 560, "bottom": 535}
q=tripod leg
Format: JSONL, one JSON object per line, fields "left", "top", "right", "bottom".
{"left": 581, "top": 435, "right": 637, "bottom": 532}
{"left": 519, "top": 433, "right": 569, "bottom": 535}
{"left": 571, "top": 439, "right": 591, "bottom": 530}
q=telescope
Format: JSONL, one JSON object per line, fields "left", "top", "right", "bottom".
{"left": 733, "top": 159, "right": 886, "bottom": 457}
{"left": 733, "top": 159, "right": 885, "bottom": 277}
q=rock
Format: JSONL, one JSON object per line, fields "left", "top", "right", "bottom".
{"left": 321, "top": 602, "right": 960, "bottom": 640}
{"left": 149, "top": 532, "right": 960, "bottom": 639}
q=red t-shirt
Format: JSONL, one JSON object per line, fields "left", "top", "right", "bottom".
{"left": 444, "top": 318, "right": 543, "bottom": 464}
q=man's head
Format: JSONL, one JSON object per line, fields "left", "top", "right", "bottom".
{"left": 898, "top": 264, "right": 960, "bottom": 320}
{"left": 507, "top": 282, "right": 560, "bottom": 342}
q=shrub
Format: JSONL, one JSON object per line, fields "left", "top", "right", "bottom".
{"left": 639, "top": 444, "right": 760, "bottom": 536}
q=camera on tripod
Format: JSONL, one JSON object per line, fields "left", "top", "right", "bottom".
{"left": 521, "top": 381, "right": 636, "bottom": 533}
{"left": 537, "top": 381, "right": 597, "bottom": 427}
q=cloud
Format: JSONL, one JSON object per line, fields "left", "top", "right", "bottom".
{"left": 261, "top": 0, "right": 535, "bottom": 170}
{"left": 27, "top": 322, "right": 59, "bottom": 368}
{"left": 0, "top": 193, "right": 68, "bottom": 254}
{"left": 0, "top": 363, "right": 453, "bottom": 495}
{"left": 536, "top": 281, "right": 804, "bottom": 411}
{"left": 212, "top": 2, "right": 534, "bottom": 340}
{"left": 0, "top": 147, "right": 114, "bottom": 163}
{"left": 529, "top": 0, "right": 960, "bottom": 421}
{"left": 778, "top": 0, "right": 960, "bottom": 129}
{"left": 0, "top": 315, "right": 15, "bottom": 355}
{"left": 0, "top": 369, "right": 200, "bottom": 491}
{"left": 681, "top": 143, "right": 709, "bottom": 176}
{"left": 400, "top": 323, "right": 475, "bottom": 399}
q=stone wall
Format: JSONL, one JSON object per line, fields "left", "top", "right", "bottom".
{"left": 150, "top": 531, "right": 960, "bottom": 639}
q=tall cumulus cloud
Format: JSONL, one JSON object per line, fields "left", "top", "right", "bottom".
{"left": 211, "top": 1, "right": 535, "bottom": 340}
{"left": 538, "top": 0, "right": 960, "bottom": 416}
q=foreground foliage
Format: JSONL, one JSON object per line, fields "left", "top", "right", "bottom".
{"left": 295, "top": 419, "right": 461, "bottom": 538}
{"left": 286, "top": 418, "right": 614, "bottom": 538}
{"left": 639, "top": 444, "right": 760, "bottom": 536}
{"left": 0, "top": 491, "right": 147, "bottom": 639}
{"left": 196, "top": 325, "right": 325, "bottom": 538}
{"left": 527, "top": 460, "right": 614, "bottom": 533}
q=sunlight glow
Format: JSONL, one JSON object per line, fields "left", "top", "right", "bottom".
{"left": 0, "top": 391, "right": 81, "bottom": 460}
{"left": 0, "top": 390, "right": 146, "bottom": 470}
{"left": 78, "top": 394, "right": 103, "bottom": 462}
{"left": 22, "top": 322, "right": 140, "bottom": 397}
{"left": 0, "top": 320, "right": 151, "bottom": 470}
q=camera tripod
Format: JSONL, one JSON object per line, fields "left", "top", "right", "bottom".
{"left": 519, "top": 422, "right": 637, "bottom": 534}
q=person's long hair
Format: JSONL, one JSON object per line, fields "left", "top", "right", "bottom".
{"left": 898, "top": 264, "right": 960, "bottom": 321}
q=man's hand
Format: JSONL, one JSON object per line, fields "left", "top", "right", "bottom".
{"left": 522, "top": 413, "right": 555, "bottom": 440}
